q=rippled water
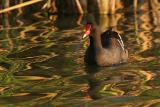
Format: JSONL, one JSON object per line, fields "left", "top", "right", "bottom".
{"left": 0, "top": 5, "right": 160, "bottom": 107}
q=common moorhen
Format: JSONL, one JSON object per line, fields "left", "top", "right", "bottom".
{"left": 83, "top": 15, "right": 128, "bottom": 66}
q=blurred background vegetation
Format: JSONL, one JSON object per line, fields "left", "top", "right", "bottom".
{"left": 0, "top": 0, "right": 159, "bottom": 14}
{"left": 0, "top": 0, "right": 160, "bottom": 106}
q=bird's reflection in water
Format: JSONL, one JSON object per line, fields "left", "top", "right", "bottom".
{"left": 85, "top": 65, "right": 102, "bottom": 99}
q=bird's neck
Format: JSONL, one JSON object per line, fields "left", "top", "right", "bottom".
{"left": 92, "top": 27, "right": 103, "bottom": 52}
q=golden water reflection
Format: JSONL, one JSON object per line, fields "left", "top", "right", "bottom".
{"left": 0, "top": 6, "right": 160, "bottom": 107}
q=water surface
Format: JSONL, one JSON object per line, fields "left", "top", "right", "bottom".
{"left": 0, "top": 6, "right": 160, "bottom": 107}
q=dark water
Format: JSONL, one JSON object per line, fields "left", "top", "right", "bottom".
{"left": 0, "top": 6, "right": 160, "bottom": 107}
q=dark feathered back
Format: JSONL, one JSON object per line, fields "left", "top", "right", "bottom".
{"left": 101, "top": 28, "right": 124, "bottom": 48}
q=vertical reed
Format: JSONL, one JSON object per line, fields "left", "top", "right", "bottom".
{"left": 109, "top": 0, "right": 116, "bottom": 14}
{"left": 75, "top": 0, "right": 84, "bottom": 14}
{"left": 134, "top": 0, "right": 138, "bottom": 10}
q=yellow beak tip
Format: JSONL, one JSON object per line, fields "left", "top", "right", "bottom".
{"left": 82, "top": 34, "right": 87, "bottom": 39}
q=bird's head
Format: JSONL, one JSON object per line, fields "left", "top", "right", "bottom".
{"left": 82, "top": 22, "right": 92, "bottom": 39}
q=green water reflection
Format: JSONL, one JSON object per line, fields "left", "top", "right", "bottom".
{"left": 0, "top": 6, "right": 160, "bottom": 107}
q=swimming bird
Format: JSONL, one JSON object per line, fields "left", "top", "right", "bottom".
{"left": 83, "top": 15, "right": 128, "bottom": 66}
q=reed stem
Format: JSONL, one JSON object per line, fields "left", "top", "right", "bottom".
{"left": 75, "top": 0, "right": 84, "bottom": 14}
{"left": 0, "top": 0, "right": 43, "bottom": 14}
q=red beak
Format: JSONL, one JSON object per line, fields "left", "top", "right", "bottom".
{"left": 83, "top": 23, "right": 92, "bottom": 39}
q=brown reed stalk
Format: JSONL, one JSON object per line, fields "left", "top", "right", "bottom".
{"left": 0, "top": 0, "right": 43, "bottom": 14}
{"left": 109, "top": 0, "right": 116, "bottom": 14}
{"left": 134, "top": 0, "right": 138, "bottom": 10}
{"left": 75, "top": 0, "right": 84, "bottom": 14}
